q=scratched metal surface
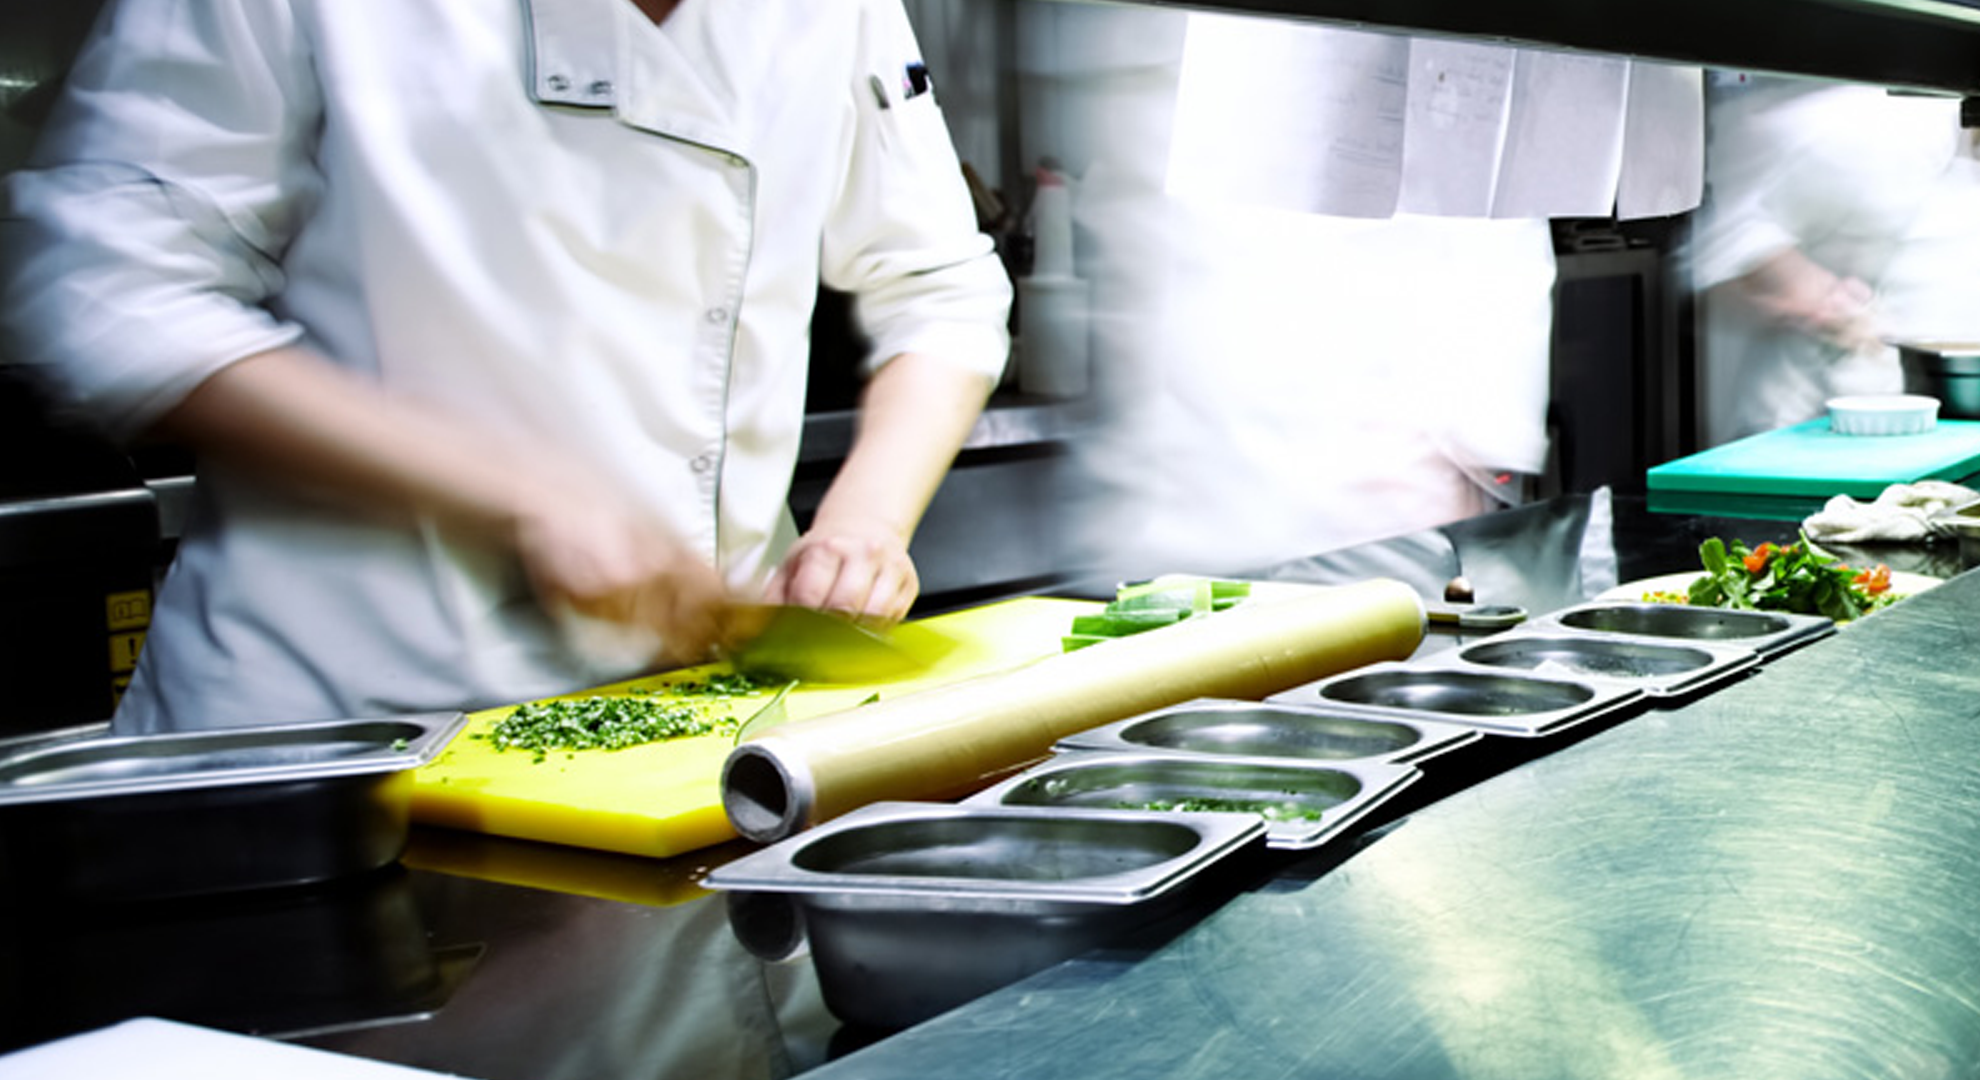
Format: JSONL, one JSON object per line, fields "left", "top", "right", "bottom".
{"left": 812, "top": 565, "right": 1980, "bottom": 1079}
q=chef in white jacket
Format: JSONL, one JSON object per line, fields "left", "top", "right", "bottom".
{"left": 1692, "top": 74, "right": 1980, "bottom": 444}
{"left": 0, "top": 0, "right": 1012, "bottom": 732}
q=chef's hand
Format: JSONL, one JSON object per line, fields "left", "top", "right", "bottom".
{"left": 150, "top": 346, "right": 741, "bottom": 667}
{"left": 761, "top": 352, "right": 994, "bottom": 623}
{"left": 513, "top": 491, "right": 736, "bottom": 667}
{"left": 765, "top": 513, "right": 919, "bottom": 622}
{"left": 1729, "top": 248, "right": 1882, "bottom": 354}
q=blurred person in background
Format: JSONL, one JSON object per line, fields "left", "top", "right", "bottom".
{"left": 1012, "top": 7, "right": 1558, "bottom": 582}
{"left": 1691, "top": 73, "right": 1980, "bottom": 444}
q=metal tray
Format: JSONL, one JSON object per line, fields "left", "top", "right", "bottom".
{"left": 1934, "top": 496, "right": 1980, "bottom": 568}
{"left": 1453, "top": 630, "right": 1760, "bottom": 700}
{"left": 964, "top": 750, "right": 1419, "bottom": 851}
{"left": 706, "top": 801, "right": 1265, "bottom": 1029}
{"left": 1273, "top": 661, "right": 1645, "bottom": 738}
{"left": 1055, "top": 698, "right": 1481, "bottom": 767}
{"left": 0, "top": 712, "right": 468, "bottom": 902}
{"left": 1528, "top": 601, "right": 1835, "bottom": 659}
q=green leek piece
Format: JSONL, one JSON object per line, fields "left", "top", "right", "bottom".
{"left": 1070, "top": 609, "right": 1187, "bottom": 637}
{"left": 1065, "top": 577, "right": 1255, "bottom": 652}
{"left": 1061, "top": 634, "right": 1112, "bottom": 652}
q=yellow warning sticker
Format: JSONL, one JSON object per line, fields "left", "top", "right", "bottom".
{"left": 109, "top": 631, "right": 146, "bottom": 673}
{"left": 106, "top": 589, "right": 152, "bottom": 631}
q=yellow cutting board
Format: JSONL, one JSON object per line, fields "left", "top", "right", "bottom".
{"left": 411, "top": 596, "right": 1099, "bottom": 858}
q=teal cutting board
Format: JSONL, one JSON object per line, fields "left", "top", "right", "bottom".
{"left": 1647, "top": 418, "right": 1980, "bottom": 520}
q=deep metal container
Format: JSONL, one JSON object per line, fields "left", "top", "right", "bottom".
{"left": 965, "top": 750, "right": 1419, "bottom": 851}
{"left": 1454, "top": 631, "right": 1760, "bottom": 699}
{"left": 1277, "top": 661, "right": 1645, "bottom": 738}
{"left": 1529, "top": 601, "right": 1835, "bottom": 659}
{"left": 1897, "top": 342, "right": 1980, "bottom": 419}
{"left": 705, "top": 801, "right": 1264, "bottom": 1029}
{"left": 1055, "top": 698, "right": 1481, "bottom": 766}
{"left": 0, "top": 712, "right": 468, "bottom": 901}
{"left": 1936, "top": 496, "right": 1980, "bottom": 570}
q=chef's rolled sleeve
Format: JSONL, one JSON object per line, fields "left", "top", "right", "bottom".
{"left": 821, "top": 0, "right": 1012, "bottom": 384}
{"left": 0, "top": 0, "right": 315, "bottom": 442}
{"left": 3, "top": 167, "right": 304, "bottom": 441}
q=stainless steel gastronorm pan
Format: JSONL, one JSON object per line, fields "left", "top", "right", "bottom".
{"left": 0, "top": 712, "right": 468, "bottom": 902}
{"left": 964, "top": 750, "right": 1420, "bottom": 851}
{"left": 1454, "top": 631, "right": 1760, "bottom": 699}
{"left": 705, "top": 801, "right": 1264, "bottom": 1029}
{"left": 1054, "top": 698, "right": 1481, "bottom": 766}
{"left": 1527, "top": 601, "right": 1834, "bottom": 659}
{"left": 1273, "top": 661, "right": 1644, "bottom": 738}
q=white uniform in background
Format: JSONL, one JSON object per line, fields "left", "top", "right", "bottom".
{"left": 1074, "top": 197, "right": 1557, "bottom": 577}
{"left": 1013, "top": 8, "right": 1558, "bottom": 579}
{"left": 0, "top": 0, "right": 1010, "bottom": 731}
{"left": 1692, "top": 76, "right": 1980, "bottom": 444}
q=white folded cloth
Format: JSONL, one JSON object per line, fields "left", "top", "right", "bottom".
{"left": 1801, "top": 480, "right": 1979, "bottom": 544}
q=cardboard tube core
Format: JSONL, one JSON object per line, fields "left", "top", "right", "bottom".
{"left": 723, "top": 741, "right": 810, "bottom": 843}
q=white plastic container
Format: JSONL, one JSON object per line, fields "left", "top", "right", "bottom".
{"left": 1826, "top": 394, "right": 1940, "bottom": 436}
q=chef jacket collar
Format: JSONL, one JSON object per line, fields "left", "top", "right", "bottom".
{"left": 521, "top": 0, "right": 745, "bottom": 157}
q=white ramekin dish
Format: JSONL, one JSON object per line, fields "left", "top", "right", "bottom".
{"left": 1826, "top": 394, "right": 1940, "bottom": 436}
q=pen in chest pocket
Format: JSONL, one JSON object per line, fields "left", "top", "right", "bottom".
{"left": 868, "top": 61, "right": 935, "bottom": 111}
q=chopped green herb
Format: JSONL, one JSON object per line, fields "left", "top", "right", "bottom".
{"left": 1115, "top": 796, "right": 1323, "bottom": 822}
{"left": 477, "top": 672, "right": 793, "bottom": 761}
{"left": 660, "top": 672, "right": 782, "bottom": 697}
{"left": 389, "top": 737, "right": 410, "bottom": 752}
{"left": 486, "top": 694, "right": 723, "bottom": 756}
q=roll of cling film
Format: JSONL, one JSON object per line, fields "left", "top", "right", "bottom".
{"left": 720, "top": 578, "right": 1427, "bottom": 842}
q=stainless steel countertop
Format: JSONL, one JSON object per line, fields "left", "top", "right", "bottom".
{"left": 811, "top": 514, "right": 1980, "bottom": 1078}
{"left": 8, "top": 493, "right": 1974, "bottom": 1077}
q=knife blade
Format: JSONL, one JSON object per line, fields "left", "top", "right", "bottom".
{"left": 723, "top": 605, "right": 956, "bottom": 683}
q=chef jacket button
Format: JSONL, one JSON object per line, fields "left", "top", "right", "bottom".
{"left": 690, "top": 453, "right": 716, "bottom": 474}
{"left": 588, "top": 79, "right": 613, "bottom": 96}
{"left": 705, "top": 306, "right": 729, "bottom": 325}
{"left": 546, "top": 74, "right": 570, "bottom": 92}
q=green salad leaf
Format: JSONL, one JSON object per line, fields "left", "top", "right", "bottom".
{"left": 1684, "top": 534, "right": 1897, "bottom": 621}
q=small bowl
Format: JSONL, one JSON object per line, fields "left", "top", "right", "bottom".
{"left": 1826, "top": 394, "right": 1939, "bottom": 436}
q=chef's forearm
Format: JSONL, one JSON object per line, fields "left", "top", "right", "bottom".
{"left": 810, "top": 351, "right": 996, "bottom": 543}
{"left": 1725, "top": 247, "right": 1878, "bottom": 347}
{"left": 149, "top": 345, "right": 564, "bottom": 535}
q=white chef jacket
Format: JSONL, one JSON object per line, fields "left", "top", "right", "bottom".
{"left": 1018, "top": 7, "right": 1557, "bottom": 579}
{"left": 0, "top": 0, "right": 1011, "bottom": 731}
{"left": 1692, "top": 78, "right": 1980, "bottom": 444}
